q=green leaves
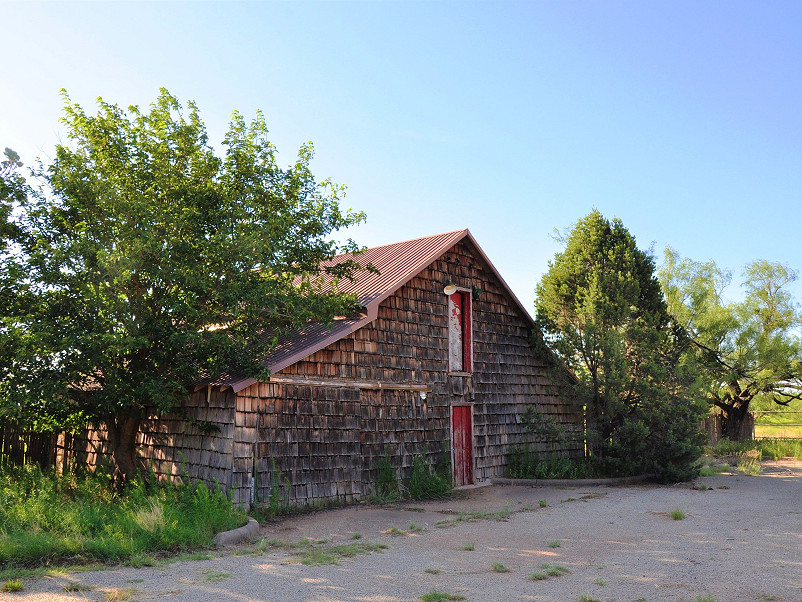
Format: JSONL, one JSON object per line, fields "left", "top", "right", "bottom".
{"left": 536, "top": 211, "right": 704, "bottom": 480}
{"left": 659, "top": 249, "right": 802, "bottom": 431}
{"left": 2, "top": 90, "right": 367, "bottom": 470}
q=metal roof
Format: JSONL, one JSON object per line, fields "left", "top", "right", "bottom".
{"left": 316, "top": 229, "right": 469, "bottom": 305}
{"left": 216, "top": 229, "right": 535, "bottom": 392}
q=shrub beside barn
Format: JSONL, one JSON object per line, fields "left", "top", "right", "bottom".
{"left": 57, "top": 230, "right": 583, "bottom": 508}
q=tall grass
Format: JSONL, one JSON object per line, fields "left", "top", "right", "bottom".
{"left": 508, "top": 446, "right": 608, "bottom": 479}
{"left": 708, "top": 438, "right": 802, "bottom": 461}
{"left": 407, "top": 455, "right": 451, "bottom": 500}
{"left": 758, "top": 439, "right": 802, "bottom": 460}
{"left": 0, "top": 465, "right": 246, "bottom": 569}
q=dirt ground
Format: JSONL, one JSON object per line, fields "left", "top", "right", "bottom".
{"left": 6, "top": 460, "right": 802, "bottom": 602}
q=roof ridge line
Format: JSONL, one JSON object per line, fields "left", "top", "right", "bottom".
{"left": 331, "top": 229, "right": 469, "bottom": 258}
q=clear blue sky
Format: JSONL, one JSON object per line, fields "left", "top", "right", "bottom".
{"left": 2, "top": 1, "right": 801, "bottom": 311}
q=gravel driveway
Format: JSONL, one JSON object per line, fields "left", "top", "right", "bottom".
{"left": 8, "top": 460, "right": 802, "bottom": 602}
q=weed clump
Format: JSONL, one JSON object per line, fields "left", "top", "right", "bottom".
{"left": 420, "top": 590, "right": 466, "bottom": 601}
{"left": 2, "top": 579, "right": 23, "bottom": 592}
{"left": 407, "top": 455, "right": 451, "bottom": 500}
{"left": 531, "top": 563, "right": 570, "bottom": 581}
{"left": 376, "top": 447, "right": 401, "bottom": 500}
{"left": 373, "top": 447, "right": 452, "bottom": 502}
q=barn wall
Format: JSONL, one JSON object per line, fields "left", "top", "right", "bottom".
{"left": 235, "top": 240, "right": 582, "bottom": 507}
{"left": 56, "top": 239, "right": 581, "bottom": 509}
{"left": 56, "top": 387, "right": 235, "bottom": 491}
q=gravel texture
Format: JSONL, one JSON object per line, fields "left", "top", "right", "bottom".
{"left": 6, "top": 459, "right": 801, "bottom": 602}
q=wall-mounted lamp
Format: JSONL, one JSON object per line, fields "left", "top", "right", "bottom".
{"left": 443, "top": 284, "right": 458, "bottom": 296}
{"left": 419, "top": 392, "right": 427, "bottom": 400}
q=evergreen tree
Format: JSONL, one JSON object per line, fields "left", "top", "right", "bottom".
{"left": 536, "top": 211, "right": 705, "bottom": 481}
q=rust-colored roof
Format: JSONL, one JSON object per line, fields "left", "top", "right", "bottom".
{"left": 316, "top": 229, "right": 469, "bottom": 305}
{"left": 217, "top": 229, "right": 534, "bottom": 392}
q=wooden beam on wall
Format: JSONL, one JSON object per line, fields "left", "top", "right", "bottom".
{"left": 268, "top": 374, "right": 431, "bottom": 393}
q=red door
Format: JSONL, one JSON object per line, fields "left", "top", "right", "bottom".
{"left": 452, "top": 405, "right": 474, "bottom": 486}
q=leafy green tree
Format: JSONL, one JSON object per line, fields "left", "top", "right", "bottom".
{"left": 0, "top": 149, "right": 28, "bottom": 403}
{"left": 535, "top": 211, "right": 705, "bottom": 480}
{"left": 2, "top": 90, "right": 366, "bottom": 478}
{"left": 660, "top": 249, "right": 802, "bottom": 440}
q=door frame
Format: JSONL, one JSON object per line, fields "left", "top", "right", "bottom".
{"left": 450, "top": 402, "right": 475, "bottom": 486}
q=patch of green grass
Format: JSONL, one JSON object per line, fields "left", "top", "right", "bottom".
{"left": 203, "top": 570, "right": 232, "bottom": 582}
{"left": 539, "top": 499, "right": 548, "bottom": 508}
{"left": 256, "top": 539, "right": 389, "bottom": 566}
{"left": 407, "top": 455, "right": 452, "bottom": 500}
{"left": 694, "top": 596, "right": 715, "bottom": 602}
{"left": 63, "top": 582, "right": 94, "bottom": 592}
{"left": 758, "top": 438, "right": 802, "bottom": 460}
{"left": 492, "top": 562, "right": 510, "bottom": 573}
{"left": 300, "top": 542, "right": 388, "bottom": 566}
{"left": 420, "top": 590, "right": 466, "bottom": 601}
{"left": 531, "top": 563, "right": 570, "bottom": 580}
{"left": 424, "top": 568, "right": 441, "bottom": 574}
{"left": 736, "top": 458, "right": 762, "bottom": 476}
{"left": 671, "top": 509, "right": 686, "bottom": 521}
{"left": 710, "top": 438, "right": 802, "bottom": 461}
{"left": 434, "top": 507, "right": 515, "bottom": 528}
{"left": 594, "top": 577, "right": 607, "bottom": 586}
{"left": 578, "top": 596, "right": 601, "bottom": 602}
{"left": 351, "top": 532, "right": 362, "bottom": 540}
{"left": 2, "top": 579, "right": 24, "bottom": 592}
{"left": 0, "top": 464, "right": 246, "bottom": 570}
{"left": 699, "top": 462, "right": 728, "bottom": 476}
{"left": 508, "top": 449, "right": 613, "bottom": 479}
{"left": 755, "top": 424, "right": 802, "bottom": 439}
{"left": 241, "top": 537, "right": 386, "bottom": 565}
{"left": 460, "top": 543, "right": 475, "bottom": 551}
{"left": 105, "top": 588, "right": 136, "bottom": 601}
{"left": 547, "top": 540, "right": 561, "bottom": 548}
{"left": 384, "top": 527, "right": 407, "bottom": 536}
{"left": 756, "top": 595, "right": 778, "bottom": 601}
{"left": 545, "top": 564, "right": 570, "bottom": 577}
{"left": 177, "top": 551, "right": 212, "bottom": 562}
{"left": 409, "top": 522, "right": 424, "bottom": 532}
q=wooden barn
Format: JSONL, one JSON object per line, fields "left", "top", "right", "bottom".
{"left": 58, "top": 230, "right": 583, "bottom": 508}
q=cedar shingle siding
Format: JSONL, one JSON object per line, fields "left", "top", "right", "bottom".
{"left": 58, "top": 233, "right": 582, "bottom": 508}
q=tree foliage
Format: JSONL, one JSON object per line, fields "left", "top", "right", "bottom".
{"left": 659, "top": 248, "right": 802, "bottom": 440}
{"left": 535, "top": 211, "right": 705, "bottom": 481}
{"left": 1, "top": 90, "right": 367, "bottom": 477}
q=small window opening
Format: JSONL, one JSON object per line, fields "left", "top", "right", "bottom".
{"left": 448, "top": 290, "right": 472, "bottom": 373}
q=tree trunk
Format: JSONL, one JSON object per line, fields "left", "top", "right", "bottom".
{"left": 721, "top": 405, "right": 753, "bottom": 441}
{"left": 105, "top": 416, "right": 142, "bottom": 484}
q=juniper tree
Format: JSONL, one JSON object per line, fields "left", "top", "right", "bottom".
{"left": 535, "top": 211, "right": 704, "bottom": 480}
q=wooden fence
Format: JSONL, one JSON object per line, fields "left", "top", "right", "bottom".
{"left": 702, "top": 413, "right": 754, "bottom": 445}
{"left": 0, "top": 422, "right": 57, "bottom": 468}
